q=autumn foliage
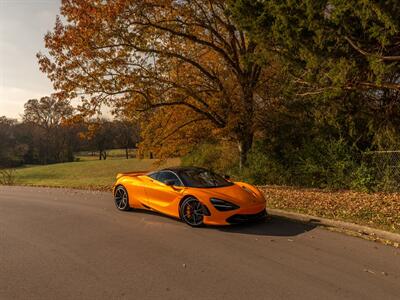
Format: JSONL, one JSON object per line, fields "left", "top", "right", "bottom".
{"left": 37, "top": 0, "right": 269, "bottom": 166}
{"left": 34, "top": 0, "right": 400, "bottom": 194}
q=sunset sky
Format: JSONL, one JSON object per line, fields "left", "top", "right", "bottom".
{"left": 0, "top": 0, "right": 61, "bottom": 119}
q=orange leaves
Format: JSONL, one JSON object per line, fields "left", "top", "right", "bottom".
{"left": 138, "top": 106, "right": 214, "bottom": 159}
{"left": 39, "top": 0, "right": 267, "bottom": 161}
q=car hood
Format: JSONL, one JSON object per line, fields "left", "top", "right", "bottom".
{"left": 190, "top": 183, "right": 264, "bottom": 206}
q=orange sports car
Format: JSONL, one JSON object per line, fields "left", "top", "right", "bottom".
{"left": 113, "top": 167, "right": 267, "bottom": 226}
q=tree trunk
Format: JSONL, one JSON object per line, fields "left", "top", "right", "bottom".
{"left": 125, "top": 147, "right": 129, "bottom": 159}
{"left": 237, "top": 83, "right": 255, "bottom": 170}
{"left": 238, "top": 132, "right": 254, "bottom": 170}
{"left": 99, "top": 150, "right": 102, "bottom": 160}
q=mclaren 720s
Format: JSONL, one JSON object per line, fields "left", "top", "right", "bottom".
{"left": 113, "top": 167, "right": 267, "bottom": 226}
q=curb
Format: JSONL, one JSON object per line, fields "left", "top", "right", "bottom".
{"left": 267, "top": 208, "right": 400, "bottom": 244}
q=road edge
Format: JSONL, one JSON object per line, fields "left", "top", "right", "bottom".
{"left": 268, "top": 208, "right": 400, "bottom": 244}
{"left": 2, "top": 185, "right": 399, "bottom": 245}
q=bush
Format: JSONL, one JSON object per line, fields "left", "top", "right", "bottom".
{"left": 241, "top": 141, "right": 289, "bottom": 185}
{"left": 293, "top": 138, "right": 358, "bottom": 189}
{"left": 238, "top": 138, "right": 360, "bottom": 189}
{"left": 0, "top": 168, "right": 16, "bottom": 185}
{"left": 376, "top": 168, "right": 400, "bottom": 193}
{"left": 182, "top": 138, "right": 399, "bottom": 192}
{"left": 181, "top": 142, "right": 239, "bottom": 175}
{"left": 350, "top": 163, "right": 376, "bottom": 192}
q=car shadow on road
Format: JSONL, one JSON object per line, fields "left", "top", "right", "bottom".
{"left": 125, "top": 209, "right": 316, "bottom": 237}
{"left": 217, "top": 216, "right": 317, "bottom": 237}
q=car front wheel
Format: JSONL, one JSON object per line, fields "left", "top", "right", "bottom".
{"left": 180, "top": 197, "right": 205, "bottom": 227}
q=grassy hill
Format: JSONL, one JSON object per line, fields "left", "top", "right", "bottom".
{"left": 14, "top": 157, "right": 180, "bottom": 190}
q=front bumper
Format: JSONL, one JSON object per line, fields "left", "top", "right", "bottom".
{"left": 226, "top": 210, "right": 267, "bottom": 224}
{"left": 203, "top": 203, "right": 267, "bottom": 225}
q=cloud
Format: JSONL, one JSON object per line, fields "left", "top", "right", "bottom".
{"left": 0, "top": 86, "right": 53, "bottom": 119}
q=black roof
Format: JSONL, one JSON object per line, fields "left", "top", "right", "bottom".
{"left": 160, "top": 166, "right": 207, "bottom": 173}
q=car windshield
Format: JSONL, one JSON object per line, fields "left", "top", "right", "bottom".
{"left": 178, "top": 169, "right": 233, "bottom": 188}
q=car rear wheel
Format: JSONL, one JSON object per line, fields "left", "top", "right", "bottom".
{"left": 114, "top": 185, "right": 130, "bottom": 211}
{"left": 180, "top": 197, "right": 205, "bottom": 227}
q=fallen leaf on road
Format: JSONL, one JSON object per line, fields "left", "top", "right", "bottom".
{"left": 363, "top": 269, "right": 375, "bottom": 274}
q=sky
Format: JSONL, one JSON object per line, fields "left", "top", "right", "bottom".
{"left": 0, "top": 0, "right": 61, "bottom": 119}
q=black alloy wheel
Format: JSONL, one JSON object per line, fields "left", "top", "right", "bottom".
{"left": 180, "top": 197, "right": 205, "bottom": 227}
{"left": 114, "top": 185, "right": 130, "bottom": 211}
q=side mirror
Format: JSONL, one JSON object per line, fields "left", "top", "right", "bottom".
{"left": 164, "top": 179, "right": 175, "bottom": 186}
{"left": 224, "top": 175, "right": 230, "bottom": 180}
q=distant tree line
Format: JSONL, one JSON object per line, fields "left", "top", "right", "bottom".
{"left": 0, "top": 96, "right": 140, "bottom": 168}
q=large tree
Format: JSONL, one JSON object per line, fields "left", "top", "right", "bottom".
{"left": 84, "top": 118, "right": 116, "bottom": 160}
{"left": 23, "top": 96, "right": 75, "bottom": 163}
{"left": 113, "top": 119, "right": 140, "bottom": 159}
{"left": 38, "top": 0, "right": 266, "bottom": 166}
{"left": 23, "top": 96, "right": 74, "bottom": 129}
{"left": 230, "top": 0, "right": 400, "bottom": 95}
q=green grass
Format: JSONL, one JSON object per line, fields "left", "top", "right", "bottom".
{"left": 75, "top": 149, "right": 137, "bottom": 161}
{"left": 14, "top": 158, "right": 180, "bottom": 190}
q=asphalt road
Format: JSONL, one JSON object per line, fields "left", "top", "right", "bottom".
{"left": 1, "top": 186, "right": 399, "bottom": 300}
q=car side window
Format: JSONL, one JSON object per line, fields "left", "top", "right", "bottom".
{"left": 157, "top": 171, "right": 182, "bottom": 186}
{"left": 148, "top": 172, "right": 160, "bottom": 181}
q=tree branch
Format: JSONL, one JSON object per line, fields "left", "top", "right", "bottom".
{"left": 345, "top": 36, "right": 400, "bottom": 61}
{"left": 130, "top": 19, "right": 242, "bottom": 75}
{"left": 158, "top": 117, "right": 208, "bottom": 144}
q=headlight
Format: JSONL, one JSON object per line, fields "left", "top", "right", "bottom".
{"left": 241, "top": 185, "right": 256, "bottom": 196}
{"left": 210, "top": 198, "right": 239, "bottom": 211}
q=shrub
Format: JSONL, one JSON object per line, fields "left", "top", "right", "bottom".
{"left": 238, "top": 138, "right": 360, "bottom": 189}
{"left": 350, "top": 163, "right": 376, "bottom": 192}
{"left": 376, "top": 168, "right": 400, "bottom": 193}
{"left": 240, "top": 141, "right": 289, "bottom": 185}
{"left": 293, "top": 138, "right": 358, "bottom": 189}
{"left": 0, "top": 169, "right": 16, "bottom": 185}
{"left": 182, "top": 138, "right": 400, "bottom": 192}
{"left": 181, "top": 141, "right": 239, "bottom": 175}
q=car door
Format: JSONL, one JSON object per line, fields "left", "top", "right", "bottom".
{"left": 144, "top": 171, "right": 184, "bottom": 215}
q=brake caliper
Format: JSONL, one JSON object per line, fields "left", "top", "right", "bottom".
{"left": 186, "top": 205, "right": 192, "bottom": 218}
